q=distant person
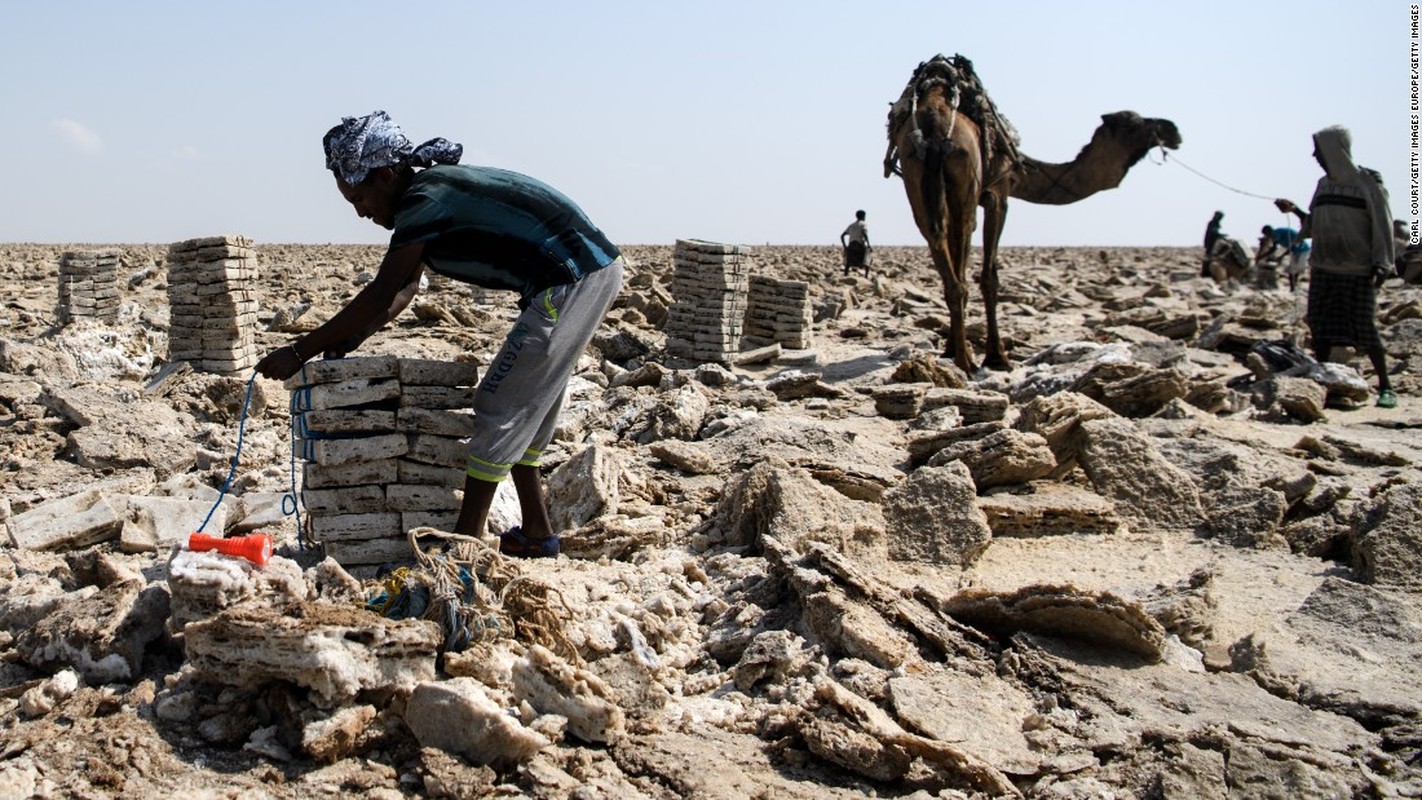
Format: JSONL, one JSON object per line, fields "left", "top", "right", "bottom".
{"left": 255, "top": 110, "right": 625, "bottom": 555}
{"left": 1257, "top": 224, "right": 1310, "bottom": 293}
{"left": 1202, "top": 210, "right": 1224, "bottom": 277}
{"left": 840, "top": 210, "right": 871, "bottom": 276}
{"left": 1395, "top": 219, "right": 1422, "bottom": 284}
{"left": 1394, "top": 219, "right": 1411, "bottom": 277}
{"left": 1205, "top": 234, "right": 1251, "bottom": 284}
{"left": 1275, "top": 124, "right": 1396, "bottom": 408}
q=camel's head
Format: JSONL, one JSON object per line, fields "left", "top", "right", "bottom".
{"left": 1100, "top": 111, "right": 1181, "bottom": 149}
{"left": 1099, "top": 111, "right": 1181, "bottom": 166}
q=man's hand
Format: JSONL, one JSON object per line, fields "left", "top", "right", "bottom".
{"left": 255, "top": 345, "right": 305, "bottom": 381}
{"left": 1274, "top": 198, "right": 1297, "bottom": 214}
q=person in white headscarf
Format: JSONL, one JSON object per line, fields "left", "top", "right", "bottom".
{"left": 1276, "top": 125, "right": 1397, "bottom": 409}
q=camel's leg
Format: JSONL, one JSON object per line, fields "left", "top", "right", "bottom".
{"left": 940, "top": 151, "right": 979, "bottom": 373}
{"left": 979, "top": 192, "right": 1011, "bottom": 370}
{"left": 930, "top": 241, "right": 971, "bottom": 371}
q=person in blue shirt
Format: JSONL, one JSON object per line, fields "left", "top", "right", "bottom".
{"left": 1257, "top": 224, "right": 1311, "bottom": 293}
{"left": 257, "top": 111, "right": 625, "bottom": 557}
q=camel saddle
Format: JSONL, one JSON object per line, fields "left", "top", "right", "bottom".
{"left": 885, "top": 53, "right": 1022, "bottom": 188}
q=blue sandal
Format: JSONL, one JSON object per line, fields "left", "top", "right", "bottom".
{"left": 499, "top": 526, "right": 559, "bottom": 558}
{"left": 1377, "top": 389, "right": 1398, "bottom": 409}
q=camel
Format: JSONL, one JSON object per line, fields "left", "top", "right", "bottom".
{"left": 885, "top": 54, "right": 1182, "bottom": 371}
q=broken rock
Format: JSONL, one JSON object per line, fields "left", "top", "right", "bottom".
{"left": 14, "top": 579, "right": 170, "bottom": 683}
{"left": 405, "top": 678, "right": 550, "bottom": 768}
{"left": 1077, "top": 417, "right": 1204, "bottom": 532}
{"left": 942, "top": 584, "right": 1167, "bottom": 661}
{"left": 881, "top": 462, "right": 992, "bottom": 566}
{"left": 926, "top": 428, "right": 1057, "bottom": 490}
{"left": 183, "top": 601, "right": 440, "bottom": 706}
{"left": 1352, "top": 481, "right": 1422, "bottom": 591}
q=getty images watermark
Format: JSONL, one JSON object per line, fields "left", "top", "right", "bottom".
{"left": 1412, "top": 5, "right": 1420, "bottom": 244}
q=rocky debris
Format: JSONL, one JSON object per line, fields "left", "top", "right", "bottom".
{"left": 1, "top": 244, "right": 1421, "bottom": 797}
{"left": 943, "top": 583, "right": 1168, "bottom": 660}
{"left": 978, "top": 481, "right": 1122, "bottom": 537}
{"left": 881, "top": 462, "right": 992, "bottom": 566}
{"left": 870, "top": 382, "right": 926, "bottom": 419}
{"left": 546, "top": 444, "right": 620, "bottom": 533}
{"left": 889, "top": 351, "right": 969, "bottom": 388}
{"left": 717, "top": 460, "right": 885, "bottom": 551}
{"left": 1070, "top": 360, "right": 1190, "bottom": 417}
{"left": 13, "top": 577, "right": 170, "bottom": 683}
{"left": 1351, "top": 480, "right": 1422, "bottom": 590}
{"left": 1014, "top": 391, "right": 1116, "bottom": 477}
{"left": 406, "top": 677, "right": 550, "bottom": 768}
{"left": 183, "top": 599, "right": 441, "bottom": 706}
{"left": 926, "top": 427, "right": 1057, "bottom": 489}
{"left": 1077, "top": 416, "right": 1205, "bottom": 532}
{"left": 924, "top": 386, "right": 1009, "bottom": 424}
{"left": 167, "top": 549, "right": 308, "bottom": 633}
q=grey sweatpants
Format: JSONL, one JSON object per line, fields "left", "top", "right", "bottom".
{"left": 465, "top": 258, "right": 624, "bottom": 483}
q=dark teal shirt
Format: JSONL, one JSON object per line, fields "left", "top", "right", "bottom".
{"left": 390, "top": 165, "right": 620, "bottom": 305}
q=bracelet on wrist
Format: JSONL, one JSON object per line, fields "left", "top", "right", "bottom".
{"left": 289, "top": 343, "right": 306, "bottom": 361}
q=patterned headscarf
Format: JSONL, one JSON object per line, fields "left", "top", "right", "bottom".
{"left": 323, "top": 110, "right": 463, "bottom": 186}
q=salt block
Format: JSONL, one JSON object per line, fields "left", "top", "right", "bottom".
{"left": 405, "top": 434, "right": 468, "bottom": 467}
{"left": 229, "top": 492, "right": 293, "bottom": 534}
{"left": 169, "top": 234, "right": 252, "bottom": 252}
{"left": 302, "top": 485, "right": 387, "bottom": 514}
{"left": 386, "top": 484, "right": 462, "bottom": 512}
{"left": 397, "top": 358, "right": 479, "bottom": 387}
{"left": 290, "top": 378, "right": 401, "bottom": 413}
{"left": 323, "top": 537, "right": 417, "bottom": 566}
{"left": 398, "top": 385, "right": 477, "bottom": 410}
{"left": 310, "top": 512, "right": 402, "bottom": 542}
{"left": 397, "top": 408, "right": 476, "bottom": 437}
{"left": 397, "top": 459, "right": 464, "bottom": 488}
{"left": 282, "top": 356, "right": 399, "bottom": 390}
{"left": 8, "top": 489, "right": 123, "bottom": 551}
{"left": 731, "top": 343, "right": 782, "bottom": 365}
{"left": 296, "top": 409, "right": 398, "bottom": 436}
{"left": 302, "top": 433, "right": 409, "bottom": 467}
{"left": 402, "top": 510, "right": 460, "bottom": 532}
{"left": 304, "top": 459, "right": 400, "bottom": 490}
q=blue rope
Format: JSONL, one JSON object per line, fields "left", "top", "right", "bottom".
{"left": 195, "top": 372, "right": 257, "bottom": 534}
{"left": 194, "top": 368, "right": 308, "bottom": 550}
{"left": 286, "top": 363, "right": 309, "bottom": 548}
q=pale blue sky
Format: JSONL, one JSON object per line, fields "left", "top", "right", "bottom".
{"left": 0, "top": 1, "right": 1408, "bottom": 247}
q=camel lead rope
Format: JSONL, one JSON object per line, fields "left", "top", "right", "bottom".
{"left": 1158, "top": 149, "right": 1276, "bottom": 201}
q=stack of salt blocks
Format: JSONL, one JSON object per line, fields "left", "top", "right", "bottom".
{"left": 742, "top": 275, "right": 814, "bottom": 351}
{"left": 56, "top": 250, "right": 121, "bottom": 324}
{"left": 285, "top": 355, "right": 478, "bottom": 566}
{"left": 662, "top": 239, "right": 751, "bottom": 362}
{"left": 165, "top": 235, "right": 259, "bottom": 375}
